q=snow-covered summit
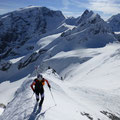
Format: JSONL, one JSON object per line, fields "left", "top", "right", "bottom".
{"left": 63, "top": 9, "right": 99, "bottom": 26}
{"left": 0, "top": 6, "right": 65, "bottom": 60}
{"left": 108, "top": 13, "right": 120, "bottom": 32}
{"left": 77, "top": 9, "right": 94, "bottom": 24}
{"left": 60, "top": 10, "right": 116, "bottom": 48}
{"left": 76, "top": 9, "right": 109, "bottom": 32}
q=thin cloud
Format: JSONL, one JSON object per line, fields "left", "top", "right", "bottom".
{"left": 0, "top": 1, "right": 26, "bottom": 15}
{"left": 62, "top": 0, "right": 71, "bottom": 10}
{"left": 61, "top": 0, "right": 120, "bottom": 20}
{"left": 62, "top": 0, "right": 89, "bottom": 10}
{"left": 88, "top": 0, "right": 120, "bottom": 15}
{"left": 0, "top": 8, "right": 10, "bottom": 15}
{"left": 63, "top": 11, "right": 82, "bottom": 17}
{"left": 69, "top": 0, "right": 89, "bottom": 8}
{"left": 61, "top": 0, "right": 89, "bottom": 17}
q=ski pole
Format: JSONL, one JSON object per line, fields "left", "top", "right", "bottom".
{"left": 31, "top": 92, "right": 34, "bottom": 98}
{"left": 49, "top": 88, "right": 57, "bottom": 106}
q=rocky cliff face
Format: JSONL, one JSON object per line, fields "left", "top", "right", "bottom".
{"left": 0, "top": 6, "right": 65, "bottom": 60}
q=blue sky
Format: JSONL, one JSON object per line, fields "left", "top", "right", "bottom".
{"left": 0, "top": 0, "right": 120, "bottom": 20}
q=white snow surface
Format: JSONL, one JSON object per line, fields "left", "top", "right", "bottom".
{"left": 0, "top": 76, "right": 28, "bottom": 115}
{"left": 0, "top": 76, "right": 28, "bottom": 105}
{"left": 1, "top": 43, "right": 120, "bottom": 120}
{"left": 0, "top": 8, "right": 120, "bottom": 120}
{"left": 37, "top": 33, "right": 61, "bottom": 49}
{"left": 9, "top": 56, "right": 25, "bottom": 64}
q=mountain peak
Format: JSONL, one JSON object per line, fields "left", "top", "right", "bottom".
{"left": 75, "top": 10, "right": 104, "bottom": 32}
{"left": 60, "top": 9, "right": 115, "bottom": 48}
{"left": 83, "top": 9, "right": 89, "bottom": 14}
{"left": 77, "top": 9, "right": 94, "bottom": 24}
{"left": 82, "top": 9, "right": 94, "bottom": 17}
{"left": 0, "top": 6, "right": 65, "bottom": 60}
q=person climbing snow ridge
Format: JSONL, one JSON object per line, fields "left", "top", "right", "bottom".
{"left": 30, "top": 74, "right": 51, "bottom": 110}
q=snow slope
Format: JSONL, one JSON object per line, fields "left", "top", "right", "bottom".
{"left": 1, "top": 43, "right": 120, "bottom": 120}
{"left": 0, "top": 7, "right": 120, "bottom": 120}
{"left": 0, "top": 75, "right": 29, "bottom": 115}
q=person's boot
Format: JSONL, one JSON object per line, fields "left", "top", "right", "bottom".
{"left": 39, "top": 97, "right": 44, "bottom": 106}
{"left": 39, "top": 103, "right": 42, "bottom": 112}
{"left": 36, "top": 98, "right": 39, "bottom": 102}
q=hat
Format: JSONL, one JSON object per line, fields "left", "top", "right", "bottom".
{"left": 37, "top": 74, "right": 43, "bottom": 80}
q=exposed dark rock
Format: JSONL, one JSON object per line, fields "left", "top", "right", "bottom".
{"left": 18, "top": 52, "right": 39, "bottom": 69}
{"left": 0, "top": 61, "right": 12, "bottom": 71}
{"left": 100, "top": 111, "right": 120, "bottom": 120}
{"left": 81, "top": 112, "right": 93, "bottom": 120}
{"left": 18, "top": 49, "right": 47, "bottom": 70}
{"left": 0, "top": 103, "right": 6, "bottom": 109}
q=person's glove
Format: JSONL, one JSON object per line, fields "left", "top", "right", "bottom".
{"left": 33, "top": 89, "right": 36, "bottom": 93}
{"left": 48, "top": 84, "right": 51, "bottom": 89}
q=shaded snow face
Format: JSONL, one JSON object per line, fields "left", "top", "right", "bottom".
{"left": 0, "top": 6, "right": 65, "bottom": 60}
{"left": 108, "top": 13, "right": 120, "bottom": 32}
{"left": 60, "top": 10, "right": 116, "bottom": 48}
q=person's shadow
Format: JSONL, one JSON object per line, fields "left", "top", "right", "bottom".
{"left": 28, "top": 102, "right": 41, "bottom": 120}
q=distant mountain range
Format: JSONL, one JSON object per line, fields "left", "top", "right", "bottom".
{"left": 0, "top": 6, "right": 120, "bottom": 78}
{"left": 0, "top": 6, "right": 120, "bottom": 61}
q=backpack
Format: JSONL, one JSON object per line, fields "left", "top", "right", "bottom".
{"left": 34, "top": 79, "right": 44, "bottom": 90}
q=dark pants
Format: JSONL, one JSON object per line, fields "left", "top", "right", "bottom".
{"left": 35, "top": 90, "right": 44, "bottom": 107}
